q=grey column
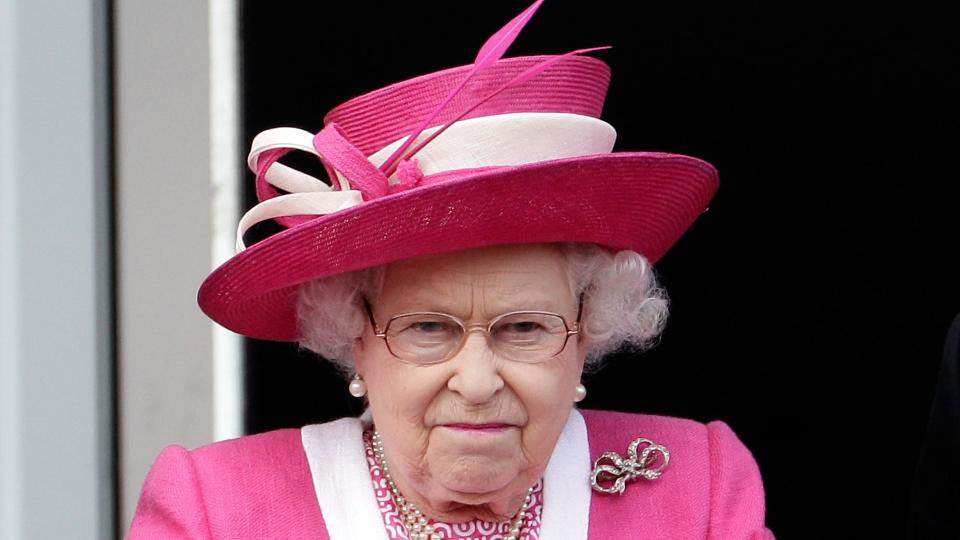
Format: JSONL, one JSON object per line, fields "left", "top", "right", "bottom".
{"left": 114, "top": 0, "right": 218, "bottom": 531}
{"left": 0, "top": 0, "right": 114, "bottom": 538}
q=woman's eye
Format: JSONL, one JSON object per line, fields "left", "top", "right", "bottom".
{"left": 504, "top": 321, "right": 542, "bottom": 333}
{"left": 409, "top": 321, "right": 453, "bottom": 333}
{"left": 495, "top": 320, "right": 548, "bottom": 337}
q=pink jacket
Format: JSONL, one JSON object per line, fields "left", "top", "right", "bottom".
{"left": 128, "top": 409, "right": 774, "bottom": 539}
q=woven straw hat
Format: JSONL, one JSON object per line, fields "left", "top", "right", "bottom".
{"left": 198, "top": 0, "right": 718, "bottom": 341}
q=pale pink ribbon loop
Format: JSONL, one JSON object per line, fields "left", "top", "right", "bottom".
{"left": 237, "top": 123, "right": 429, "bottom": 252}
{"left": 237, "top": 126, "right": 364, "bottom": 252}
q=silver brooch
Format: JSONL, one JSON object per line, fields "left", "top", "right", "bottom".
{"left": 590, "top": 437, "right": 670, "bottom": 495}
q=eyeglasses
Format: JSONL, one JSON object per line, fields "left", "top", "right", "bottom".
{"left": 363, "top": 293, "right": 584, "bottom": 365}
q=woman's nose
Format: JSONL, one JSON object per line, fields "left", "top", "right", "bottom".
{"left": 445, "top": 331, "right": 505, "bottom": 404}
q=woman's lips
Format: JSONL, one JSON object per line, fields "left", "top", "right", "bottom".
{"left": 442, "top": 423, "right": 514, "bottom": 432}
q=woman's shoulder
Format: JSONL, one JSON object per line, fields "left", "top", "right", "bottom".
{"left": 147, "top": 427, "right": 311, "bottom": 488}
{"left": 188, "top": 426, "right": 306, "bottom": 467}
{"left": 578, "top": 408, "right": 774, "bottom": 539}
{"left": 579, "top": 408, "right": 759, "bottom": 465}
{"left": 127, "top": 427, "right": 328, "bottom": 539}
{"left": 580, "top": 407, "right": 723, "bottom": 434}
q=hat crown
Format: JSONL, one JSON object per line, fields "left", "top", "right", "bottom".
{"left": 324, "top": 55, "right": 612, "bottom": 158}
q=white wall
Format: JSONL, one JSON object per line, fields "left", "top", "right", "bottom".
{"left": 0, "top": 0, "right": 114, "bottom": 538}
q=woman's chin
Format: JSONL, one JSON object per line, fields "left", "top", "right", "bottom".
{"left": 427, "top": 434, "right": 525, "bottom": 495}
{"left": 433, "top": 462, "right": 518, "bottom": 498}
{"left": 431, "top": 478, "right": 525, "bottom": 522}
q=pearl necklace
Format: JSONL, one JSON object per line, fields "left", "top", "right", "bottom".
{"left": 371, "top": 431, "right": 534, "bottom": 540}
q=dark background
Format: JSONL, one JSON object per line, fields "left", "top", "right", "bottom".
{"left": 240, "top": 2, "right": 960, "bottom": 538}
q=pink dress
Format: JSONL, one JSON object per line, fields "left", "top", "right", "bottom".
{"left": 126, "top": 409, "right": 775, "bottom": 539}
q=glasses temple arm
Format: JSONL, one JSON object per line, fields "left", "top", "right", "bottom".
{"left": 362, "top": 296, "right": 381, "bottom": 335}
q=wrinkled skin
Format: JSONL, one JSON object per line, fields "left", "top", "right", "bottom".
{"left": 353, "top": 243, "right": 588, "bottom": 523}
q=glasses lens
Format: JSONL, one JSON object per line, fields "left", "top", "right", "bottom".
{"left": 385, "top": 313, "right": 463, "bottom": 364}
{"left": 490, "top": 312, "right": 568, "bottom": 362}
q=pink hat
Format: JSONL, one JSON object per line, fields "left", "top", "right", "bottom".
{"left": 198, "top": 0, "right": 718, "bottom": 341}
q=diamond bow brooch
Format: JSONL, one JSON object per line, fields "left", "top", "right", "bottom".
{"left": 590, "top": 437, "right": 670, "bottom": 495}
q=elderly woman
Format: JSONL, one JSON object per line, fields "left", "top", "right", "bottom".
{"left": 128, "top": 2, "right": 773, "bottom": 539}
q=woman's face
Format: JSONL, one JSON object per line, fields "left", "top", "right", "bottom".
{"left": 353, "top": 243, "right": 587, "bottom": 522}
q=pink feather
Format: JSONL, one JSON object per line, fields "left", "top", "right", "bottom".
{"left": 396, "top": 46, "right": 612, "bottom": 168}
{"left": 473, "top": 0, "right": 545, "bottom": 67}
{"left": 378, "top": 0, "right": 545, "bottom": 175}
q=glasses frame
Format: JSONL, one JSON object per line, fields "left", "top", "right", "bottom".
{"left": 363, "top": 292, "right": 584, "bottom": 365}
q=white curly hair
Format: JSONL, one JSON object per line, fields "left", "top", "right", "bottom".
{"left": 296, "top": 242, "right": 669, "bottom": 377}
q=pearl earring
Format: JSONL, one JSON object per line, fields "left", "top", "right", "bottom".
{"left": 574, "top": 383, "right": 587, "bottom": 402}
{"left": 348, "top": 374, "right": 367, "bottom": 397}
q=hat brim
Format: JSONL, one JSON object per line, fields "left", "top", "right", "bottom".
{"left": 198, "top": 152, "right": 718, "bottom": 341}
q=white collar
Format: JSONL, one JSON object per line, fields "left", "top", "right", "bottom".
{"left": 301, "top": 408, "right": 591, "bottom": 540}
